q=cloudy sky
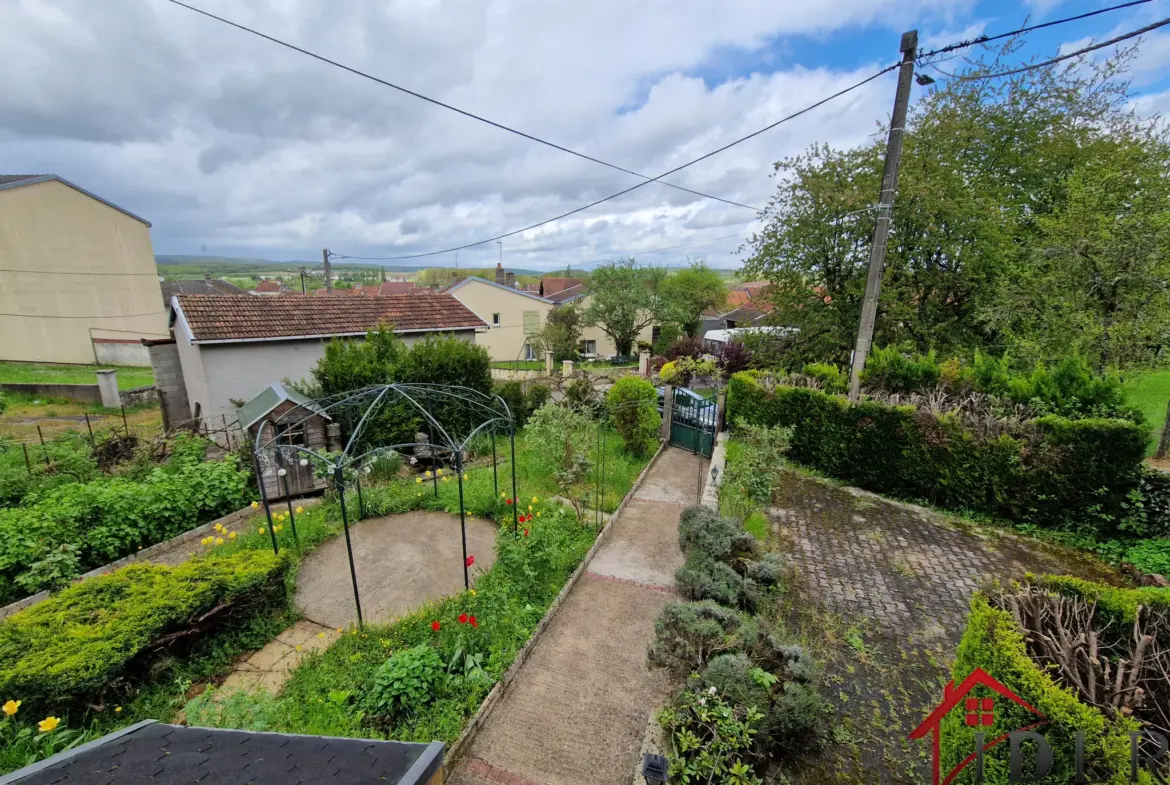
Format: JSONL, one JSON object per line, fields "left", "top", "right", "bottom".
{"left": 2, "top": 0, "right": 1167, "bottom": 271}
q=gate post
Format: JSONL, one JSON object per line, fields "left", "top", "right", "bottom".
{"left": 661, "top": 385, "right": 674, "bottom": 442}
{"left": 715, "top": 389, "right": 728, "bottom": 434}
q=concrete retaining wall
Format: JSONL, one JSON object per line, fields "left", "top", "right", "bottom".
{"left": 93, "top": 339, "right": 151, "bottom": 367}
{"left": 0, "top": 382, "right": 102, "bottom": 404}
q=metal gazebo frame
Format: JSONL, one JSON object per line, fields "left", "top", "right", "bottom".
{"left": 252, "top": 384, "right": 519, "bottom": 627}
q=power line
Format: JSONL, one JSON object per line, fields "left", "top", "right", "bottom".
{"left": 159, "top": 0, "right": 759, "bottom": 212}
{"left": 0, "top": 269, "right": 160, "bottom": 276}
{"left": 940, "top": 17, "right": 1170, "bottom": 81}
{"left": 915, "top": 0, "right": 1154, "bottom": 60}
{"left": 571, "top": 229, "right": 756, "bottom": 266}
{"left": 0, "top": 310, "right": 166, "bottom": 319}
{"left": 334, "top": 63, "right": 901, "bottom": 261}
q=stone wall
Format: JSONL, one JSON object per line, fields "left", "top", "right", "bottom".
{"left": 146, "top": 340, "right": 190, "bottom": 430}
{"left": 0, "top": 382, "right": 102, "bottom": 404}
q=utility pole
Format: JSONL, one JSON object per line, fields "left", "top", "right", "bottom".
{"left": 323, "top": 248, "right": 332, "bottom": 294}
{"left": 299, "top": 268, "right": 307, "bottom": 295}
{"left": 847, "top": 29, "right": 918, "bottom": 403}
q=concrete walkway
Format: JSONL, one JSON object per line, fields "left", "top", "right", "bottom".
{"left": 449, "top": 447, "right": 702, "bottom": 785}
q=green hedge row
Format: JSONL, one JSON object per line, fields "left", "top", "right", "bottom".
{"left": 726, "top": 372, "right": 1148, "bottom": 533}
{"left": 0, "top": 550, "right": 291, "bottom": 712}
{"left": 0, "top": 457, "right": 252, "bottom": 603}
{"left": 943, "top": 593, "right": 1139, "bottom": 784}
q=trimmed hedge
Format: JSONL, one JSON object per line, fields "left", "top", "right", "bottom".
{"left": 943, "top": 594, "right": 1139, "bottom": 784}
{"left": 0, "top": 550, "right": 291, "bottom": 711}
{"left": 727, "top": 372, "right": 1148, "bottom": 533}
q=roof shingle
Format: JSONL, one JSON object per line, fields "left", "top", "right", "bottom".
{"left": 176, "top": 293, "right": 486, "bottom": 343}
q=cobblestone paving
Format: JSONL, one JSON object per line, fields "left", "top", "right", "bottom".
{"left": 768, "top": 470, "right": 1120, "bottom": 784}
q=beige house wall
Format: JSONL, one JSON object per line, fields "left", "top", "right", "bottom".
{"left": 0, "top": 180, "right": 168, "bottom": 364}
{"left": 447, "top": 278, "right": 552, "bottom": 361}
{"left": 574, "top": 295, "right": 655, "bottom": 357}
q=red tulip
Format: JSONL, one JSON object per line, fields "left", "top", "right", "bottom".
{"left": 465, "top": 555, "right": 475, "bottom": 567}
{"left": 458, "top": 613, "right": 468, "bottom": 624}
{"left": 431, "top": 620, "right": 441, "bottom": 631}
{"left": 505, "top": 498, "right": 513, "bottom": 505}
{"left": 469, "top": 616, "right": 478, "bottom": 628}
{"left": 523, "top": 529, "right": 529, "bottom": 537}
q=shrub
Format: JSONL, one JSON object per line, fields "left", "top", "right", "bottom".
{"left": 0, "top": 550, "right": 291, "bottom": 712}
{"left": 564, "top": 377, "right": 603, "bottom": 417}
{"left": 666, "top": 336, "right": 705, "bottom": 361}
{"left": 647, "top": 600, "right": 747, "bottom": 674}
{"left": 723, "top": 420, "right": 791, "bottom": 509}
{"left": 942, "top": 594, "right": 1137, "bottom": 785}
{"left": 1126, "top": 539, "right": 1170, "bottom": 578}
{"left": 727, "top": 372, "right": 1147, "bottom": 534}
{"left": 801, "top": 362, "right": 847, "bottom": 394}
{"left": 678, "top": 505, "right": 750, "bottom": 560}
{"left": 743, "top": 553, "right": 785, "bottom": 587}
{"left": 676, "top": 550, "right": 750, "bottom": 608}
{"left": 524, "top": 383, "right": 551, "bottom": 416}
{"left": 606, "top": 376, "right": 660, "bottom": 456}
{"left": 525, "top": 403, "right": 595, "bottom": 514}
{"left": 860, "top": 346, "right": 941, "bottom": 393}
{"left": 717, "top": 341, "right": 753, "bottom": 377}
{"left": 366, "top": 644, "right": 447, "bottom": 718}
{"left": 659, "top": 688, "right": 765, "bottom": 785}
{"left": 0, "top": 456, "right": 252, "bottom": 603}
{"left": 494, "top": 380, "right": 549, "bottom": 428}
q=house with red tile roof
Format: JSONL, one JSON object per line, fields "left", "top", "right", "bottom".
{"left": 169, "top": 292, "right": 485, "bottom": 434}
{"left": 253, "top": 279, "right": 288, "bottom": 295}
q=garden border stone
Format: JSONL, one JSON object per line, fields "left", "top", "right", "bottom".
{"left": 0, "top": 497, "right": 321, "bottom": 621}
{"left": 699, "top": 430, "right": 728, "bottom": 511}
{"left": 442, "top": 438, "right": 668, "bottom": 776}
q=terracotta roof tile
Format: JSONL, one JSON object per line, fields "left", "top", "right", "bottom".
{"left": 254, "top": 280, "right": 285, "bottom": 293}
{"left": 176, "top": 293, "right": 485, "bottom": 343}
{"left": 540, "top": 277, "right": 584, "bottom": 296}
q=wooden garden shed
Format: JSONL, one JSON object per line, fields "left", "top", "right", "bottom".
{"left": 239, "top": 382, "right": 339, "bottom": 500}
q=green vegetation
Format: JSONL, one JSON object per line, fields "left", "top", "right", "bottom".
{"left": 651, "top": 505, "right": 823, "bottom": 782}
{"left": 0, "top": 440, "right": 251, "bottom": 602}
{"left": 606, "top": 376, "right": 660, "bottom": 456}
{"left": 0, "top": 362, "right": 153, "bottom": 390}
{"left": 741, "top": 43, "right": 1170, "bottom": 373}
{"left": 1122, "top": 369, "right": 1170, "bottom": 454}
{"left": 727, "top": 371, "right": 1151, "bottom": 535}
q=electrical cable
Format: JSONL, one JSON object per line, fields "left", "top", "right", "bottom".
{"left": 936, "top": 17, "right": 1170, "bottom": 81}
{"left": 333, "top": 62, "right": 901, "bottom": 261}
{"left": 160, "top": 0, "right": 759, "bottom": 212}
{"left": 0, "top": 269, "right": 160, "bottom": 276}
{"left": 915, "top": 0, "right": 1153, "bottom": 60}
{"left": 0, "top": 310, "right": 166, "bottom": 319}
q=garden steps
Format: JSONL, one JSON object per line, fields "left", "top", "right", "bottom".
{"left": 447, "top": 447, "right": 701, "bottom": 785}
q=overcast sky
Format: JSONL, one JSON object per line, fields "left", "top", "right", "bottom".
{"left": 2, "top": 0, "right": 1166, "bottom": 270}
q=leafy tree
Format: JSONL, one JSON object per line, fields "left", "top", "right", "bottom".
{"left": 526, "top": 402, "right": 595, "bottom": 515}
{"left": 741, "top": 40, "right": 1170, "bottom": 370}
{"left": 312, "top": 325, "right": 406, "bottom": 395}
{"left": 606, "top": 376, "right": 661, "bottom": 456}
{"left": 583, "top": 258, "right": 666, "bottom": 356}
{"left": 531, "top": 303, "right": 584, "bottom": 362}
{"left": 660, "top": 261, "right": 728, "bottom": 337}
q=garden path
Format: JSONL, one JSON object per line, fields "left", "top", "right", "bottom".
{"left": 769, "top": 469, "right": 1120, "bottom": 785}
{"left": 448, "top": 447, "right": 703, "bottom": 785}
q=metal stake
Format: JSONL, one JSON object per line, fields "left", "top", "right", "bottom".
{"left": 84, "top": 413, "right": 94, "bottom": 442}
{"left": 36, "top": 425, "right": 50, "bottom": 468}
{"left": 456, "top": 452, "right": 470, "bottom": 590}
{"left": 335, "top": 466, "right": 363, "bottom": 627}
{"left": 491, "top": 430, "right": 498, "bottom": 496}
{"left": 253, "top": 453, "right": 279, "bottom": 555}
{"left": 355, "top": 473, "right": 365, "bottom": 519}
{"left": 510, "top": 425, "right": 519, "bottom": 535}
{"left": 22, "top": 443, "right": 32, "bottom": 476}
{"left": 278, "top": 450, "right": 300, "bottom": 547}
{"left": 121, "top": 405, "right": 129, "bottom": 435}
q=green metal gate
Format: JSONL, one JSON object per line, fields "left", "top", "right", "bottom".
{"left": 668, "top": 387, "right": 716, "bottom": 457}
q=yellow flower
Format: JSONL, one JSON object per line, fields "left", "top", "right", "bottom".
{"left": 215, "top": 537, "right": 224, "bottom": 546}
{"left": 229, "top": 532, "right": 237, "bottom": 540}
{"left": 295, "top": 644, "right": 303, "bottom": 652}
{"left": 528, "top": 505, "right": 533, "bottom": 511}
{"left": 468, "top": 588, "right": 477, "bottom": 596}
{"left": 318, "top": 632, "right": 326, "bottom": 639}
{"left": 259, "top": 527, "right": 266, "bottom": 534}
{"left": 38, "top": 716, "right": 60, "bottom": 733}
{"left": 531, "top": 496, "right": 539, "bottom": 504}
{"left": 435, "top": 468, "right": 443, "bottom": 476}
{"left": 500, "top": 492, "right": 506, "bottom": 499}
{"left": 251, "top": 501, "right": 259, "bottom": 509}
{"left": 114, "top": 706, "right": 122, "bottom": 713}
{"left": 274, "top": 525, "right": 283, "bottom": 533}
{"left": 416, "top": 477, "right": 423, "bottom": 484}
{"left": 2, "top": 699, "right": 20, "bottom": 716}
{"left": 463, "top": 474, "right": 469, "bottom": 481}
{"left": 425, "top": 470, "right": 432, "bottom": 478}
{"left": 536, "top": 511, "right": 542, "bottom": 518}
{"left": 337, "top": 628, "right": 344, "bottom": 633}
{"left": 442, "top": 476, "right": 449, "bottom": 483}
{"left": 295, "top": 506, "right": 304, "bottom": 514}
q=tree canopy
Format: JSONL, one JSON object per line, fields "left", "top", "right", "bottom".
{"left": 741, "top": 40, "right": 1170, "bottom": 371}
{"left": 660, "top": 261, "right": 728, "bottom": 337}
{"left": 583, "top": 258, "right": 667, "bottom": 356}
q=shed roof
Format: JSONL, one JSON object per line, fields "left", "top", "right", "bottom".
{"left": 0, "top": 721, "right": 443, "bottom": 785}
{"left": 173, "top": 292, "right": 486, "bottom": 344}
{"left": 237, "top": 382, "right": 330, "bottom": 430}
{"left": 0, "top": 174, "right": 151, "bottom": 226}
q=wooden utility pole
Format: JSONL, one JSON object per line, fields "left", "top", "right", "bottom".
{"left": 323, "top": 248, "right": 332, "bottom": 294}
{"left": 847, "top": 29, "right": 919, "bottom": 402}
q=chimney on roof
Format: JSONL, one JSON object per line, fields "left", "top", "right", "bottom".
{"left": 495, "top": 262, "right": 507, "bottom": 285}
{"left": 204, "top": 272, "right": 211, "bottom": 282}
{"left": 506, "top": 272, "right": 515, "bottom": 288}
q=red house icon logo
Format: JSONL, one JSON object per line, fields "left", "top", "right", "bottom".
{"left": 910, "top": 668, "right": 1047, "bottom": 785}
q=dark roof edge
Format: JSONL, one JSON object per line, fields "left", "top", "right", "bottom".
{"left": 400, "top": 741, "right": 445, "bottom": 785}
{"left": 0, "top": 175, "right": 152, "bottom": 227}
{"left": 0, "top": 721, "right": 158, "bottom": 785}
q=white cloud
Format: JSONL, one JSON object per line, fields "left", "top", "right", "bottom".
{"left": 0, "top": 0, "right": 977, "bottom": 269}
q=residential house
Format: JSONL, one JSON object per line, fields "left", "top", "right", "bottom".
{"left": 445, "top": 273, "right": 553, "bottom": 362}
{"left": 253, "top": 279, "right": 288, "bottom": 295}
{"left": 0, "top": 174, "right": 168, "bottom": 365}
{"left": 161, "top": 275, "right": 245, "bottom": 315}
{"left": 538, "top": 277, "right": 584, "bottom": 298}
{"left": 169, "top": 292, "right": 485, "bottom": 434}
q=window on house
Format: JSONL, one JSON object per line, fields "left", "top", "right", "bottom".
{"left": 579, "top": 339, "right": 597, "bottom": 355}
{"left": 523, "top": 343, "right": 537, "bottom": 361}
{"left": 522, "top": 310, "right": 540, "bottom": 335}
{"left": 492, "top": 313, "right": 501, "bottom": 327}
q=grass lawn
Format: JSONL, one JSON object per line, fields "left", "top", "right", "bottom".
{"left": 1122, "top": 369, "right": 1170, "bottom": 454}
{"left": 0, "top": 361, "right": 154, "bottom": 390}
{"left": 0, "top": 397, "right": 162, "bottom": 441}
